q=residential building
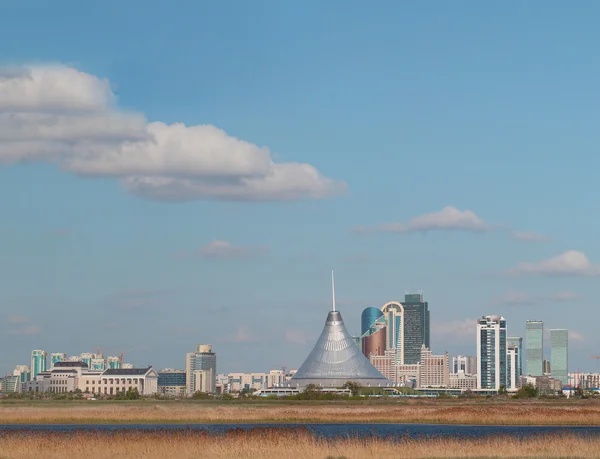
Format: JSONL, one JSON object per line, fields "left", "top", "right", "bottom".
{"left": 526, "top": 320, "right": 544, "bottom": 376}
{"left": 107, "top": 356, "right": 121, "bottom": 369}
{"left": 90, "top": 358, "right": 106, "bottom": 371}
{"left": 507, "top": 337, "right": 523, "bottom": 381}
{"left": 507, "top": 344, "right": 519, "bottom": 389}
{"left": 449, "top": 373, "right": 477, "bottom": 390}
{"left": 79, "top": 353, "right": 94, "bottom": 368}
{"left": 50, "top": 353, "right": 67, "bottom": 369}
{"left": 13, "top": 365, "right": 30, "bottom": 383}
{"left": 186, "top": 344, "right": 217, "bottom": 394}
{"left": 550, "top": 329, "right": 568, "bottom": 385}
{"left": 519, "top": 375, "right": 562, "bottom": 394}
{"left": 452, "top": 355, "right": 477, "bottom": 375}
{"left": 369, "top": 350, "right": 420, "bottom": 386}
{"left": 476, "top": 316, "right": 507, "bottom": 389}
{"left": 418, "top": 346, "right": 449, "bottom": 388}
{"left": 569, "top": 373, "right": 600, "bottom": 389}
{"left": 157, "top": 369, "right": 186, "bottom": 396}
{"left": 400, "top": 293, "right": 430, "bottom": 365}
{"left": 31, "top": 350, "right": 47, "bottom": 379}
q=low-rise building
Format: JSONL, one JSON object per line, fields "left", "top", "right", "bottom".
{"left": 158, "top": 369, "right": 186, "bottom": 396}
{"left": 519, "top": 375, "right": 562, "bottom": 394}
{"left": 449, "top": 373, "right": 477, "bottom": 390}
{"left": 23, "top": 361, "right": 158, "bottom": 396}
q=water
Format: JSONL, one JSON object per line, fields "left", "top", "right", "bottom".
{"left": 2, "top": 423, "right": 600, "bottom": 439}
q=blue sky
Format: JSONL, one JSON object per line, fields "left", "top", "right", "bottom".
{"left": 1, "top": 0, "right": 599, "bottom": 376}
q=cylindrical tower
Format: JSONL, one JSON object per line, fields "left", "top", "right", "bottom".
{"left": 361, "top": 307, "right": 384, "bottom": 335}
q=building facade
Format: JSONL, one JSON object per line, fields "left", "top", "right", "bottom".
{"left": 418, "top": 346, "right": 449, "bottom": 388}
{"left": 23, "top": 361, "right": 158, "bottom": 396}
{"left": 507, "top": 337, "right": 523, "bottom": 381}
{"left": 401, "top": 293, "right": 430, "bottom": 365}
{"left": 476, "top": 316, "right": 507, "bottom": 389}
{"left": 31, "top": 350, "right": 47, "bottom": 379}
{"left": 550, "top": 329, "right": 568, "bottom": 385}
{"left": 361, "top": 316, "right": 387, "bottom": 359}
{"left": 380, "top": 302, "right": 404, "bottom": 364}
{"left": 186, "top": 344, "right": 217, "bottom": 394}
{"left": 50, "top": 353, "right": 67, "bottom": 369}
{"left": 507, "top": 344, "right": 519, "bottom": 389}
{"left": 526, "top": 320, "right": 544, "bottom": 376}
{"left": 361, "top": 307, "right": 383, "bottom": 336}
{"left": 452, "top": 355, "right": 477, "bottom": 375}
{"left": 158, "top": 369, "right": 186, "bottom": 396}
{"left": 449, "top": 373, "right": 477, "bottom": 390}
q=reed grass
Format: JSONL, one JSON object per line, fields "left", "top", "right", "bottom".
{"left": 1, "top": 399, "right": 600, "bottom": 425}
{"left": 0, "top": 428, "right": 599, "bottom": 458}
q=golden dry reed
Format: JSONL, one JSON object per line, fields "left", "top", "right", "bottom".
{"left": 1, "top": 428, "right": 599, "bottom": 459}
{"left": 2, "top": 399, "right": 600, "bottom": 425}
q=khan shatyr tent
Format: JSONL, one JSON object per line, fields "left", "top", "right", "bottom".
{"left": 290, "top": 272, "right": 392, "bottom": 388}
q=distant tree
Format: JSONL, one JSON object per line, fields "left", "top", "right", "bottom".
{"left": 514, "top": 383, "right": 538, "bottom": 398}
{"left": 498, "top": 385, "right": 508, "bottom": 395}
{"left": 192, "top": 391, "right": 210, "bottom": 400}
{"left": 343, "top": 381, "right": 362, "bottom": 397}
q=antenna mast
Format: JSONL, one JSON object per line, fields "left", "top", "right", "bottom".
{"left": 331, "top": 270, "right": 336, "bottom": 312}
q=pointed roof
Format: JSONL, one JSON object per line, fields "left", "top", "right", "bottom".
{"left": 290, "top": 310, "right": 392, "bottom": 388}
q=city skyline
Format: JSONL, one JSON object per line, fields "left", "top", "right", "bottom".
{"left": 1, "top": 1, "right": 598, "bottom": 375}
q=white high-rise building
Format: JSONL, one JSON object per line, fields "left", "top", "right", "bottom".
{"left": 476, "top": 316, "right": 507, "bottom": 390}
{"left": 507, "top": 344, "right": 519, "bottom": 389}
{"left": 186, "top": 344, "right": 217, "bottom": 394}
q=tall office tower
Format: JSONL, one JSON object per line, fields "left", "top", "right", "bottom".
{"left": 507, "top": 337, "right": 523, "bottom": 381}
{"left": 50, "top": 353, "right": 67, "bottom": 369}
{"left": 31, "top": 350, "right": 47, "bottom": 379}
{"left": 186, "top": 344, "right": 217, "bottom": 394}
{"left": 107, "top": 356, "right": 121, "bottom": 369}
{"left": 550, "top": 329, "right": 568, "bottom": 385}
{"left": 526, "top": 320, "right": 544, "bottom": 376}
{"left": 476, "top": 316, "right": 507, "bottom": 389}
{"left": 401, "top": 293, "right": 430, "bottom": 365}
{"left": 507, "top": 344, "right": 519, "bottom": 389}
{"left": 361, "top": 307, "right": 384, "bottom": 335}
{"left": 452, "top": 355, "right": 477, "bottom": 375}
{"left": 381, "top": 302, "right": 404, "bottom": 364}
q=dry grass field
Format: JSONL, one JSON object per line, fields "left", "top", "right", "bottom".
{"left": 1, "top": 398, "right": 600, "bottom": 425}
{"left": 1, "top": 428, "right": 599, "bottom": 459}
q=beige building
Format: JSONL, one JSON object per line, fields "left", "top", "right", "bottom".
{"left": 418, "top": 346, "right": 449, "bottom": 388}
{"left": 449, "top": 373, "right": 477, "bottom": 390}
{"left": 370, "top": 350, "right": 419, "bottom": 386}
{"left": 23, "top": 361, "right": 158, "bottom": 396}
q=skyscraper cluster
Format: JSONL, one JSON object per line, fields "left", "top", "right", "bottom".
{"left": 476, "top": 317, "right": 569, "bottom": 390}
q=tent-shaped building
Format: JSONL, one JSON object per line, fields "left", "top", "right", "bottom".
{"left": 290, "top": 273, "right": 393, "bottom": 388}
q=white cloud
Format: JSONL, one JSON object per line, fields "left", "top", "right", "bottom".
{"left": 0, "top": 65, "right": 346, "bottom": 202}
{"left": 495, "top": 291, "right": 537, "bottom": 305}
{"left": 7, "top": 325, "right": 41, "bottom": 335}
{"left": 570, "top": 330, "right": 585, "bottom": 342}
{"left": 431, "top": 318, "right": 475, "bottom": 344}
{"left": 494, "top": 290, "right": 581, "bottom": 305}
{"left": 507, "top": 250, "right": 600, "bottom": 277}
{"left": 5, "top": 314, "right": 30, "bottom": 324}
{"left": 285, "top": 330, "right": 312, "bottom": 346}
{"left": 354, "top": 206, "right": 490, "bottom": 233}
{"left": 197, "top": 240, "right": 267, "bottom": 259}
{"left": 511, "top": 231, "right": 551, "bottom": 242}
{"left": 230, "top": 325, "right": 255, "bottom": 343}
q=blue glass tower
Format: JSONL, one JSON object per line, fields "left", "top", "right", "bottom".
{"left": 361, "top": 307, "right": 383, "bottom": 335}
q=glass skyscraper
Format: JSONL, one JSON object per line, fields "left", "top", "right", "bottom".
{"left": 401, "top": 293, "right": 430, "bottom": 365}
{"left": 507, "top": 337, "right": 523, "bottom": 381}
{"left": 526, "top": 320, "right": 544, "bottom": 376}
{"left": 476, "top": 316, "right": 507, "bottom": 389}
{"left": 361, "top": 307, "right": 384, "bottom": 335}
{"left": 31, "top": 350, "right": 47, "bottom": 379}
{"left": 186, "top": 344, "right": 217, "bottom": 394}
{"left": 550, "top": 329, "right": 568, "bottom": 385}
